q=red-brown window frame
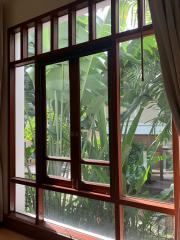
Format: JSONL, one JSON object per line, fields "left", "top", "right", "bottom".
{"left": 7, "top": 0, "right": 180, "bottom": 240}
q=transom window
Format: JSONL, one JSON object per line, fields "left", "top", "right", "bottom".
{"left": 8, "top": 0, "right": 179, "bottom": 240}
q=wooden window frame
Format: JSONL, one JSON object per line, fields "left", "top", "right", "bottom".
{"left": 7, "top": 0, "right": 180, "bottom": 239}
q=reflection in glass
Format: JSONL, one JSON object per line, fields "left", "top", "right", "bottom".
{"left": 76, "top": 7, "right": 89, "bottom": 44}
{"left": 15, "top": 32, "right": 21, "bottom": 60}
{"left": 96, "top": 0, "right": 111, "bottom": 38}
{"left": 119, "top": 0, "right": 138, "bottom": 32}
{"left": 124, "top": 206, "right": 174, "bottom": 240}
{"left": 120, "top": 36, "right": 173, "bottom": 202}
{"left": 28, "top": 27, "right": 35, "bottom": 57}
{"left": 47, "top": 161, "right": 71, "bottom": 180}
{"left": 46, "top": 62, "right": 70, "bottom": 158}
{"left": 44, "top": 191, "right": 115, "bottom": 239}
{"left": 15, "top": 65, "right": 36, "bottom": 180}
{"left": 80, "top": 52, "right": 109, "bottom": 162}
{"left": 42, "top": 21, "right": 51, "bottom": 53}
{"left": 82, "top": 165, "right": 110, "bottom": 184}
{"left": 16, "top": 184, "right": 36, "bottom": 217}
{"left": 58, "top": 15, "right": 68, "bottom": 49}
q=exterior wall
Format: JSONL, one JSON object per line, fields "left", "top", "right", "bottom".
{"left": 2, "top": 0, "right": 74, "bottom": 215}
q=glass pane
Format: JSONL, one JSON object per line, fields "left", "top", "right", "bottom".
{"left": 124, "top": 206, "right": 174, "bottom": 240}
{"left": 80, "top": 52, "right": 109, "bottom": 161}
{"left": 42, "top": 21, "right": 51, "bottom": 53}
{"left": 46, "top": 62, "right": 70, "bottom": 158}
{"left": 120, "top": 36, "right": 174, "bottom": 202}
{"left": 119, "top": 0, "right": 138, "bottom": 32}
{"left": 47, "top": 161, "right": 71, "bottom": 180}
{"left": 82, "top": 165, "right": 110, "bottom": 184}
{"left": 76, "top": 7, "right": 89, "bottom": 44}
{"left": 15, "top": 32, "right": 21, "bottom": 60}
{"left": 15, "top": 65, "right": 36, "bottom": 180}
{"left": 16, "top": 184, "right": 36, "bottom": 217}
{"left": 96, "top": 0, "right": 111, "bottom": 39}
{"left": 58, "top": 15, "right": 68, "bottom": 49}
{"left": 44, "top": 191, "right": 115, "bottom": 239}
{"left": 145, "top": 0, "right": 152, "bottom": 25}
{"left": 28, "top": 27, "right": 35, "bottom": 57}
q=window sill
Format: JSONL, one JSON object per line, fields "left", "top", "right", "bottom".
{"left": 4, "top": 213, "right": 111, "bottom": 240}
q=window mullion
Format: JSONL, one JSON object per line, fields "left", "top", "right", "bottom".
{"left": 138, "top": 0, "right": 144, "bottom": 28}
{"left": 89, "top": 0, "right": 96, "bottom": 41}
{"left": 68, "top": 8, "right": 76, "bottom": 46}
{"left": 69, "top": 58, "right": 81, "bottom": 190}
{"left": 51, "top": 17, "right": 58, "bottom": 51}
{"left": 111, "top": 0, "right": 119, "bottom": 35}
{"left": 109, "top": 41, "right": 123, "bottom": 239}
{"left": 35, "top": 22, "right": 42, "bottom": 55}
{"left": 35, "top": 63, "right": 45, "bottom": 223}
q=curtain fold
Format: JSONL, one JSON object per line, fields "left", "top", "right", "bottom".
{"left": 148, "top": 0, "right": 180, "bottom": 134}
{"left": 0, "top": 0, "right": 4, "bottom": 222}
{"left": 149, "top": 2, "right": 180, "bottom": 239}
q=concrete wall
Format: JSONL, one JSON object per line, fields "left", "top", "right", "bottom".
{"left": 2, "top": 0, "right": 75, "bottom": 215}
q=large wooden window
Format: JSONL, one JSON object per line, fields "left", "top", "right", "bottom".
{"left": 8, "top": 1, "right": 180, "bottom": 240}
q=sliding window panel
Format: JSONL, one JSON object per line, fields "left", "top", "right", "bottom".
{"left": 123, "top": 206, "right": 174, "bottom": 240}
{"left": 80, "top": 52, "right": 109, "bottom": 162}
{"left": 119, "top": 0, "right": 138, "bottom": 32}
{"left": 28, "top": 27, "right": 35, "bottom": 57}
{"left": 15, "top": 65, "right": 36, "bottom": 180}
{"left": 58, "top": 15, "right": 69, "bottom": 49}
{"left": 46, "top": 61, "right": 71, "bottom": 159}
{"left": 76, "top": 7, "right": 89, "bottom": 44}
{"left": 42, "top": 21, "right": 51, "bottom": 53}
{"left": 44, "top": 190, "right": 115, "bottom": 239}
{"left": 120, "top": 36, "right": 174, "bottom": 202}
{"left": 47, "top": 161, "right": 71, "bottom": 180}
{"left": 96, "top": 0, "right": 111, "bottom": 39}
{"left": 15, "top": 184, "right": 36, "bottom": 217}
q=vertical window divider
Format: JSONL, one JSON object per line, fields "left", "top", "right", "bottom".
{"left": 35, "top": 62, "right": 46, "bottom": 223}
{"left": 138, "top": 0, "right": 144, "bottom": 29}
{"left": 20, "top": 27, "right": 23, "bottom": 60}
{"left": 22, "top": 26, "right": 28, "bottom": 59}
{"left": 9, "top": 32, "right": 15, "bottom": 62}
{"left": 142, "top": 0, "right": 146, "bottom": 26}
{"left": 9, "top": 66, "right": 16, "bottom": 212}
{"left": 51, "top": 17, "right": 58, "bottom": 51}
{"left": 173, "top": 121, "right": 180, "bottom": 240}
{"left": 111, "top": 0, "right": 119, "bottom": 35}
{"left": 89, "top": 0, "right": 96, "bottom": 41}
{"left": 109, "top": 41, "right": 124, "bottom": 240}
{"left": 69, "top": 58, "right": 81, "bottom": 190}
{"left": 35, "top": 62, "right": 46, "bottom": 184}
{"left": 69, "top": 8, "right": 76, "bottom": 46}
{"left": 35, "top": 22, "right": 42, "bottom": 55}
{"left": 36, "top": 188, "right": 44, "bottom": 224}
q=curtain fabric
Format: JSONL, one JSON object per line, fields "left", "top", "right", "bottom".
{"left": 149, "top": 1, "right": 180, "bottom": 239}
{"left": 0, "top": 0, "right": 4, "bottom": 222}
{"left": 148, "top": 0, "right": 180, "bottom": 133}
